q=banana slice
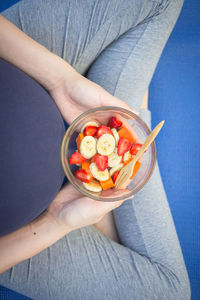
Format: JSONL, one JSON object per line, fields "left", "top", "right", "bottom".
{"left": 97, "top": 134, "right": 115, "bottom": 156}
{"left": 83, "top": 180, "right": 102, "bottom": 192}
{"left": 81, "top": 121, "right": 100, "bottom": 133}
{"left": 111, "top": 128, "right": 119, "bottom": 145}
{"left": 90, "top": 163, "right": 109, "bottom": 181}
{"left": 124, "top": 151, "right": 131, "bottom": 162}
{"left": 109, "top": 163, "right": 124, "bottom": 177}
{"left": 80, "top": 136, "right": 96, "bottom": 159}
{"left": 108, "top": 149, "right": 122, "bottom": 167}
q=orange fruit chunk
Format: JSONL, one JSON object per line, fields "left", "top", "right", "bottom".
{"left": 123, "top": 157, "right": 133, "bottom": 166}
{"left": 100, "top": 176, "right": 115, "bottom": 190}
{"left": 76, "top": 133, "right": 84, "bottom": 152}
{"left": 118, "top": 126, "right": 135, "bottom": 143}
{"left": 130, "top": 161, "right": 141, "bottom": 179}
{"left": 82, "top": 161, "right": 91, "bottom": 170}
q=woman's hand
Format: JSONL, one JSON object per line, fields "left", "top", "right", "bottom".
{"left": 0, "top": 15, "right": 137, "bottom": 125}
{"left": 49, "top": 71, "right": 138, "bottom": 124}
{"left": 46, "top": 184, "right": 124, "bottom": 231}
{"left": 0, "top": 15, "right": 137, "bottom": 124}
{"left": 0, "top": 183, "right": 124, "bottom": 274}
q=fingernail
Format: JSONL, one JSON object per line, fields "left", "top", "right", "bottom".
{"left": 130, "top": 109, "right": 139, "bottom": 115}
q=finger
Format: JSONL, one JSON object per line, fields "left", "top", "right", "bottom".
{"left": 110, "top": 96, "right": 139, "bottom": 115}
{"left": 62, "top": 183, "right": 82, "bottom": 195}
{"left": 55, "top": 183, "right": 82, "bottom": 204}
{"left": 101, "top": 94, "right": 139, "bottom": 115}
{"left": 97, "top": 84, "right": 139, "bottom": 115}
{"left": 72, "top": 196, "right": 124, "bottom": 215}
{"left": 94, "top": 199, "right": 125, "bottom": 215}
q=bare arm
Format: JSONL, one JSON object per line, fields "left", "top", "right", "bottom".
{"left": 0, "top": 16, "right": 137, "bottom": 270}
{"left": 0, "top": 213, "right": 69, "bottom": 274}
{"left": 0, "top": 14, "right": 137, "bottom": 122}
{"left": 0, "top": 185, "right": 123, "bottom": 274}
{"left": 0, "top": 14, "right": 78, "bottom": 90}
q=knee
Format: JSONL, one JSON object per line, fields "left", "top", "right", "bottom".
{"left": 170, "top": 270, "right": 191, "bottom": 300}
{"left": 164, "top": 0, "right": 184, "bottom": 11}
{"left": 156, "top": 0, "right": 184, "bottom": 14}
{"left": 176, "top": 278, "right": 191, "bottom": 300}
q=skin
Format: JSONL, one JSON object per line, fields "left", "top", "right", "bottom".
{"left": 140, "top": 90, "right": 149, "bottom": 110}
{"left": 0, "top": 14, "right": 142, "bottom": 274}
{"left": 0, "top": 185, "right": 125, "bottom": 273}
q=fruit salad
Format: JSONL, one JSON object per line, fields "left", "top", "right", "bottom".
{"left": 68, "top": 116, "right": 143, "bottom": 193}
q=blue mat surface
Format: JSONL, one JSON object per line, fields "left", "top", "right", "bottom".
{"left": 0, "top": 0, "right": 200, "bottom": 299}
{"left": 149, "top": 1, "right": 200, "bottom": 299}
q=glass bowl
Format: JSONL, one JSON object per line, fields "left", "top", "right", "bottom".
{"left": 61, "top": 106, "right": 156, "bottom": 202}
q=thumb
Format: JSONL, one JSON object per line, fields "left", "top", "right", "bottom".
{"left": 112, "top": 96, "right": 139, "bottom": 115}
{"left": 100, "top": 89, "right": 139, "bottom": 115}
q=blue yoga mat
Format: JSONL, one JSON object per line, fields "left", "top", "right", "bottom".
{"left": 0, "top": 0, "right": 199, "bottom": 299}
{"left": 149, "top": 1, "right": 200, "bottom": 299}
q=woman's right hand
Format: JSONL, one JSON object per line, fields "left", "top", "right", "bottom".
{"left": 46, "top": 184, "right": 124, "bottom": 232}
{"left": 49, "top": 71, "right": 138, "bottom": 125}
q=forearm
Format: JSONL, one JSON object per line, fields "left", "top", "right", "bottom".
{"left": 0, "top": 14, "right": 78, "bottom": 90}
{"left": 0, "top": 213, "right": 70, "bottom": 274}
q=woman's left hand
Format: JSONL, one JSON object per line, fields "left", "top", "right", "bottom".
{"left": 46, "top": 184, "right": 124, "bottom": 231}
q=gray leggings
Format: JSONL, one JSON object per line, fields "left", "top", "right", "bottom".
{"left": 0, "top": 0, "right": 190, "bottom": 299}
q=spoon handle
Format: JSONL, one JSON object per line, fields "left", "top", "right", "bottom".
{"left": 132, "top": 120, "right": 165, "bottom": 164}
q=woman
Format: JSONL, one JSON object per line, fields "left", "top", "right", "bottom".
{"left": 0, "top": 0, "right": 190, "bottom": 299}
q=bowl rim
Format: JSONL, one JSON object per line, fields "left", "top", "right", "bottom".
{"left": 61, "top": 106, "right": 156, "bottom": 201}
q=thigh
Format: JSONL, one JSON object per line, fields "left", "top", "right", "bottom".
{"left": 0, "top": 227, "right": 134, "bottom": 300}
{"left": 0, "top": 225, "right": 188, "bottom": 300}
{"left": 3, "top": 0, "right": 183, "bottom": 109}
{"left": 85, "top": 0, "right": 184, "bottom": 109}
{"left": 2, "top": 0, "right": 157, "bottom": 73}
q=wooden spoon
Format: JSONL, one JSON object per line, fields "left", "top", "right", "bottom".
{"left": 115, "top": 120, "right": 165, "bottom": 189}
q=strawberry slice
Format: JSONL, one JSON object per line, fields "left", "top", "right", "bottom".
{"left": 108, "top": 116, "right": 122, "bottom": 128}
{"left": 69, "top": 151, "right": 86, "bottom": 164}
{"left": 96, "top": 125, "right": 113, "bottom": 138}
{"left": 130, "top": 143, "right": 142, "bottom": 155}
{"left": 75, "top": 169, "right": 92, "bottom": 183}
{"left": 94, "top": 154, "right": 108, "bottom": 171}
{"left": 113, "top": 171, "right": 120, "bottom": 183}
{"left": 90, "top": 156, "right": 96, "bottom": 163}
{"left": 117, "top": 137, "right": 132, "bottom": 156}
{"left": 83, "top": 126, "right": 98, "bottom": 136}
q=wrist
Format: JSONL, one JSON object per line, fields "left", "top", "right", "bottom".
{"left": 42, "top": 52, "right": 80, "bottom": 92}
{"left": 0, "top": 15, "right": 80, "bottom": 94}
{"left": 0, "top": 210, "right": 71, "bottom": 273}
{"left": 35, "top": 209, "right": 71, "bottom": 238}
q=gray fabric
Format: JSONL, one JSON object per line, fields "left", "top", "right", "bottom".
{"left": 0, "top": 0, "right": 190, "bottom": 299}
